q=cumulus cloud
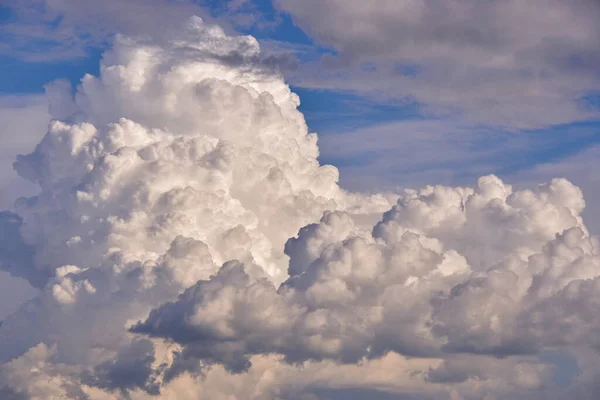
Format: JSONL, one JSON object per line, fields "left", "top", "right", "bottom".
{"left": 2, "top": 15, "right": 600, "bottom": 400}
{"left": 132, "top": 176, "right": 595, "bottom": 365}
{"left": 275, "top": 0, "right": 600, "bottom": 128}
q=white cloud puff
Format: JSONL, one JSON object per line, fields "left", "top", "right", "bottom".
{"left": 1, "top": 16, "right": 600, "bottom": 400}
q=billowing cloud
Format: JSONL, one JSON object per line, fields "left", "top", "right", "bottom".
{"left": 1, "top": 15, "right": 600, "bottom": 400}
{"left": 132, "top": 176, "right": 595, "bottom": 368}
{"left": 275, "top": 0, "right": 600, "bottom": 128}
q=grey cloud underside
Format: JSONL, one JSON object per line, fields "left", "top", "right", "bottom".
{"left": 0, "top": 212, "right": 45, "bottom": 288}
{"left": 131, "top": 178, "right": 600, "bottom": 379}
{"left": 83, "top": 339, "right": 161, "bottom": 395}
{"left": 275, "top": 0, "right": 600, "bottom": 128}
{"left": 2, "top": 15, "right": 600, "bottom": 400}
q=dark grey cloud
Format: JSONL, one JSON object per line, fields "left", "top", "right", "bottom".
{"left": 0, "top": 386, "right": 28, "bottom": 400}
{"left": 130, "top": 261, "right": 263, "bottom": 377}
{"left": 0, "top": 212, "right": 45, "bottom": 288}
{"left": 85, "top": 339, "right": 161, "bottom": 395}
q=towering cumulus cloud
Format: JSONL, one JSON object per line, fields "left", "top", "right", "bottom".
{"left": 0, "top": 16, "right": 599, "bottom": 400}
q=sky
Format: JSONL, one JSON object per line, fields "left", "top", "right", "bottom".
{"left": 1, "top": 1, "right": 600, "bottom": 399}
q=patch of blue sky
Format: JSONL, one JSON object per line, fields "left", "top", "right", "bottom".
{"left": 315, "top": 115, "right": 600, "bottom": 192}
{"left": 493, "top": 121, "right": 600, "bottom": 176}
{"left": 0, "top": 49, "right": 103, "bottom": 94}
{"left": 201, "top": 0, "right": 313, "bottom": 45}
{"left": 210, "top": 0, "right": 338, "bottom": 66}
{"left": 294, "top": 86, "right": 422, "bottom": 134}
{"left": 0, "top": 4, "right": 14, "bottom": 23}
{"left": 580, "top": 91, "right": 600, "bottom": 112}
{"left": 539, "top": 351, "right": 580, "bottom": 388}
{"left": 0, "top": 2, "right": 104, "bottom": 94}
{"left": 0, "top": 0, "right": 333, "bottom": 95}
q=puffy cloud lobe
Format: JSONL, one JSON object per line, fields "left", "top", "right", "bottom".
{"left": 2, "top": 15, "right": 600, "bottom": 400}
{"left": 374, "top": 176, "right": 587, "bottom": 270}
{"left": 133, "top": 174, "right": 600, "bottom": 390}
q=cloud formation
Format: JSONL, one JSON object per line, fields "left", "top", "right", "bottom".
{"left": 1, "top": 16, "right": 600, "bottom": 400}
{"left": 132, "top": 176, "right": 595, "bottom": 370}
{"left": 275, "top": 0, "right": 600, "bottom": 128}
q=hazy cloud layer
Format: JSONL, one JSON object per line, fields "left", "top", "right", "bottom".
{"left": 0, "top": 95, "right": 49, "bottom": 208}
{"left": 2, "top": 16, "right": 600, "bottom": 400}
{"left": 275, "top": 0, "right": 600, "bottom": 128}
{"left": 0, "top": 96, "right": 48, "bottom": 319}
{"left": 1, "top": 0, "right": 265, "bottom": 61}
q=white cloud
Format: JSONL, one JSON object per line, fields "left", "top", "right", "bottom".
{"left": 275, "top": 0, "right": 600, "bottom": 128}
{"left": 2, "top": 16, "right": 600, "bottom": 400}
{"left": 133, "top": 176, "right": 593, "bottom": 363}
